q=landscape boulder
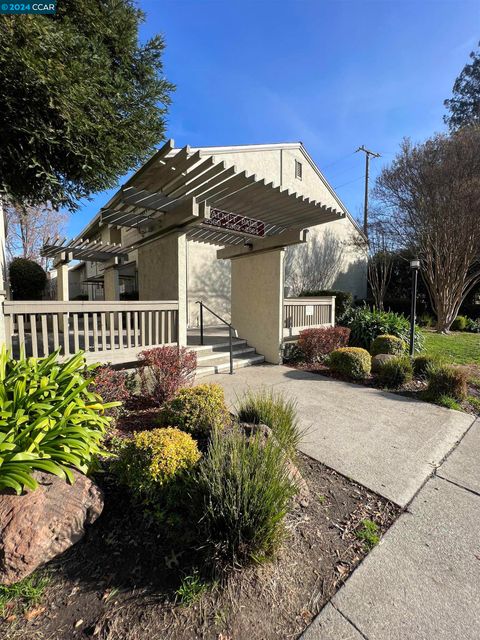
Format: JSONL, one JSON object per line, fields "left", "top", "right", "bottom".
{"left": 0, "top": 470, "right": 104, "bottom": 585}
{"left": 371, "top": 353, "right": 397, "bottom": 373}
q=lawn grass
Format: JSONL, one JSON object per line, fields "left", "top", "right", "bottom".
{"left": 421, "top": 330, "right": 480, "bottom": 366}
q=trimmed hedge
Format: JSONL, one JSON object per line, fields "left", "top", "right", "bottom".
{"left": 376, "top": 356, "right": 413, "bottom": 389}
{"left": 370, "top": 334, "right": 406, "bottom": 357}
{"left": 426, "top": 365, "right": 468, "bottom": 401}
{"left": 158, "top": 383, "right": 230, "bottom": 438}
{"left": 297, "top": 326, "right": 350, "bottom": 363}
{"left": 329, "top": 347, "right": 371, "bottom": 380}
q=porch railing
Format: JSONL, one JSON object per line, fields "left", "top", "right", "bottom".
{"left": 283, "top": 296, "right": 335, "bottom": 338}
{"left": 3, "top": 300, "right": 179, "bottom": 364}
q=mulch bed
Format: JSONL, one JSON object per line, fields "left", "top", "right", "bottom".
{"left": 1, "top": 455, "right": 399, "bottom": 640}
{"left": 290, "top": 362, "right": 480, "bottom": 416}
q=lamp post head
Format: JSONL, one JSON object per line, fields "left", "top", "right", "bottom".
{"left": 410, "top": 259, "right": 420, "bottom": 270}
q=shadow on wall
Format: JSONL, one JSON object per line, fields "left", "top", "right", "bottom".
{"left": 284, "top": 229, "right": 367, "bottom": 298}
{"left": 188, "top": 258, "right": 231, "bottom": 326}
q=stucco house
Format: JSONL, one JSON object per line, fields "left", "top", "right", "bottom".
{"left": 8, "top": 140, "right": 368, "bottom": 371}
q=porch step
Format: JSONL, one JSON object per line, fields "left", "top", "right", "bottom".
{"left": 189, "top": 339, "right": 264, "bottom": 377}
{"left": 195, "top": 353, "right": 265, "bottom": 378}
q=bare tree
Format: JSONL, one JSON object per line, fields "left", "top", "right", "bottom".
{"left": 348, "top": 209, "right": 394, "bottom": 310}
{"left": 374, "top": 129, "right": 480, "bottom": 332}
{"left": 4, "top": 201, "right": 67, "bottom": 269}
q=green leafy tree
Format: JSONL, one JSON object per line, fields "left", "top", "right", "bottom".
{"left": 444, "top": 42, "right": 480, "bottom": 131}
{"left": 0, "top": 1, "right": 174, "bottom": 210}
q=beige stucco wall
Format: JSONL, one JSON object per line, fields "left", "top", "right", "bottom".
{"left": 231, "top": 249, "right": 284, "bottom": 364}
{"left": 285, "top": 218, "right": 368, "bottom": 298}
{"left": 137, "top": 232, "right": 187, "bottom": 345}
{"left": 186, "top": 239, "right": 231, "bottom": 326}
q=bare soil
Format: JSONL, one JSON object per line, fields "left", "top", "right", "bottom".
{"left": 1, "top": 455, "right": 398, "bottom": 640}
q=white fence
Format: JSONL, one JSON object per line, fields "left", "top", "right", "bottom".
{"left": 3, "top": 300, "right": 179, "bottom": 364}
{"left": 283, "top": 296, "right": 335, "bottom": 338}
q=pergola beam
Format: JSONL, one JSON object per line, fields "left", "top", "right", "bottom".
{"left": 217, "top": 229, "right": 308, "bottom": 260}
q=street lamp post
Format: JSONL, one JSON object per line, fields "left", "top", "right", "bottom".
{"left": 409, "top": 259, "right": 420, "bottom": 356}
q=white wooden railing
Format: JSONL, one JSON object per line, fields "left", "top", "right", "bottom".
{"left": 283, "top": 296, "right": 335, "bottom": 338}
{"left": 3, "top": 300, "right": 179, "bottom": 364}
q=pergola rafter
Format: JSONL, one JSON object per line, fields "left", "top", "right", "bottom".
{"left": 94, "top": 139, "right": 345, "bottom": 244}
{"left": 41, "top": 237, "right": 132, "bottom": 263}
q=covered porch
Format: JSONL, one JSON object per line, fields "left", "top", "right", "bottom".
{"left": 5, "top": 140, "right": 342, "bottom": 366}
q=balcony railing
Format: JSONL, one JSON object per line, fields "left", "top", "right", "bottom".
{"left": 3, "top": 300, "right": 179, "bottom": 364}
{"left": 283, "top": 296, "right": 335, "bottom": 338}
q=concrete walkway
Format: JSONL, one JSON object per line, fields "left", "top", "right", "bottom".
{"left": 203, "top": 365, "right": 473, "bottom": 507}
{"left": 201, "top": 365, "right": 479, "bottom": 640}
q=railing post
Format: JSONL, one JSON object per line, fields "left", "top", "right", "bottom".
{"left": 229, "top": 324, "right": 233, "bottom": 375}
{"left": 199, "top": 302, "right": 204, "bottom": 346}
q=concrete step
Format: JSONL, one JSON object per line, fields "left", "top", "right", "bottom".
{"left": 195, "top": 352, "right": 265, "bottom": 378}
{"left": 196, "top": 345, "right": 257, "bottom": 367}
{"left": 188, "top": 339, "right": 247, "bottom": 354}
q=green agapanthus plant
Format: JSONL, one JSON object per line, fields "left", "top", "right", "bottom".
{"left": 0, "top": 348, "right": 119, "bottom": 494}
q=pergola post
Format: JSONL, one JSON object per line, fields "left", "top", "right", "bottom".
{"left": 137, "top": 231, "right": 187, "bottom": 346}
{"left": 55, "top": 256, "right": 70, "bottom": 302}
{"left": 104, "top": 262, "right": 120, "bottom": 301}
{"left": 230, "top": 248, "right": 285, "bottom": 364}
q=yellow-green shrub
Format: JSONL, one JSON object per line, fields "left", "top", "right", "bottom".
{"left": 370, "top": 334, "right": 406, "bottom": 357}
{"left": 329, "top": 347, "right": 371, "bottom": 380}
{"left": 114, "top": 427, "right": 201, "bottom": 501}
{"left": 158, "top": 384, "right": 230, "bottom": 437}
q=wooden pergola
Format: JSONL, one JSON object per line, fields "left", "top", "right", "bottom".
{"left": 97, "top": 139, "right": 345, "bottom": 253}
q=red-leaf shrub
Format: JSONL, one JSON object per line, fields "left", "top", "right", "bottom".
{"left": 298, "top": 326, "right": 351, "bottom": 363}
{"left": 91, "top": 365, "right": 130, "bottom": 418}
{"left": 138, "top": 346, "right": 197, "bottom": 405}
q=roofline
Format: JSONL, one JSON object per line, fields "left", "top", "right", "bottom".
{"left": 191, "top": 141, "right": 302, "bottom": 153}
{"left": 297, "top": 144, "right": 367, "bottom": 241}
{"left": 192, "top": 141, "right": 367, "bottom": 241}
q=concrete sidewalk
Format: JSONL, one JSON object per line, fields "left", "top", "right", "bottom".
{"left": 203, "top": 365, "right": 474, "bottom": 507}
{"left": 302, "top": 419, "right": 480, "bottom": 640}
{"left": 202, "top": 365, "right": 479, "bottom": 639}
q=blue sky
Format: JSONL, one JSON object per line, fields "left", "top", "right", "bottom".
{"left": 67, "top": 0, "right": 480, "bottom": 236}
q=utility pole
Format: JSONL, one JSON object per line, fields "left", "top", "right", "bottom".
{"left": 355, "top": 145, "right": 380, "bottom": 237}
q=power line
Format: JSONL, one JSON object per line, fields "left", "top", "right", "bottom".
{"left": 320, "top": 151, "right": 356, "bottom": 171}
{"left": 333, "top": 175, "right": 365, "bottom": 190}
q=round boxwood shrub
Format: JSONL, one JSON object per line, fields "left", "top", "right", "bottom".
{"left": 9, "top": 257, "right": 47, "bottom": 300}
{"left": 413, "top": 354, "right": 438, "bottom": 378}
{"left": 114, "top": 427, "right": 201, "bottom": 501}
{"left": 370, "top": 334, "right": 406, "bottom": 357}
{"left": 451, "top": 315, "right": 467, "bottom": 331}
{"left": 329, "top": 347, "right": 371, "bottom": 380}
{"left": 426, "top": 365, "right": 468, "bottom": 401}
{"left": 376, "top": 356, "right": 413, "bottom": 389}
{"left": 158, "top": 383, "right": 230, "bottom": 438}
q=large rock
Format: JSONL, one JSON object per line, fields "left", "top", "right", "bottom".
{"left": 240, "top": 422, "right": 310, "bottom": 505}
{"left": 0, "top": 470, "right": 103, "bottom": 585}
{"left": 371, "top": 353, "right": 397, "bottom": 373}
